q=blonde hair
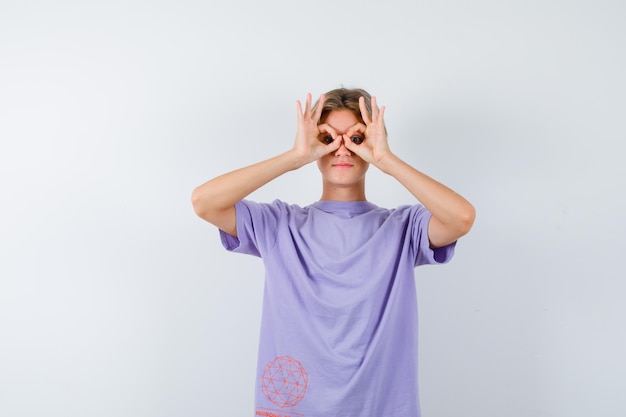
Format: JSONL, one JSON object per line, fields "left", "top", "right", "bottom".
{"left": 313, "top": 88, "right": 372, "bottom": 124}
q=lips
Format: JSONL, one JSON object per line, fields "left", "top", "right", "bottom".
{"left": 332, "top": 162, "right": 354, "bottom": 168}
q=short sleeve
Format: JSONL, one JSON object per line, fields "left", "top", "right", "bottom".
{"left": 410, "top": 205, "right": 456, "bottom": 266}
{"left": 219, "top": 199, "right": 283, "bottom": 258}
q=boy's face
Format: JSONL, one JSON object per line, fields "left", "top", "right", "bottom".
{"left": 316, "top": 109, "right": 369, "bottom": 190}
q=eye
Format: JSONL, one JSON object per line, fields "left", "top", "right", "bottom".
{"left": 351, "top": 136, "right": 364, "bottom": 145}
{"left": 320, "top": 135, "right": 334, "bottom": 144}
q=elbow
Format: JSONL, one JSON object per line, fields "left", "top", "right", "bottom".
{"left": 458, "top": 203, "right": 476, "bottom": 236}
{"left": 191, "top": 187, "right": 208, "bottom": 218}
{"left": 429, "top": 203, "right": 476, "bottom": 248}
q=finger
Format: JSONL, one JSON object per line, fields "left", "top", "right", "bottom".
{"left": 371, "top": 96, "right": 379, "bottom": 120}
{"left": 374, "top": 98, "right": 386, "bottom": 126}
{"left": 324, "top": 135, "right": 342, "bottom": 153}
{"left": 342, "top": 134, "right": 354, "bottom": 151}
{"left": 377, "top": 105, "right": 387, "bottom": 134}
{"left": 346, "top": 122, "right": 367, "bottom": 137}
{"left": 317, "top": 123, "right": 339, "bottom": 145}
{"left": 313, "top": 93, "right": 325, "bottom": 122}
{"left": 296, "top": 100, "right": 303, "bottom": 120}
{"left": 315, "top": 131, "right": 342, "bottom": 155}
{"left": 342, "top": 134, "right": 363, "bottom": 156}
{"left": 359, "top": 96, "right": 372, "bottom": 125}
{"left": 304, "top": 93, "right": 312, "bottom": 116}
{"left": 318, "top": 123, "right": 338, "bottom": 137}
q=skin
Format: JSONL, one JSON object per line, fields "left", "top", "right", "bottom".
{"left": 191, "top": 93, "right": 475, "bottom": 247}
{"left": 316, "top": 109, "right": 369, "bottom": 201}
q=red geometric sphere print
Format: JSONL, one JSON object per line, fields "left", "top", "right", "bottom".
{"left": 261, "top": 355, "right": 309, "bottom": 408}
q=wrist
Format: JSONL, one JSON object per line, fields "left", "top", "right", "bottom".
{"left": 373, "top": 151, "right": 399, "bottom": 174}
{"left": 286, "top": 148, "right": 311, "bottom": 170}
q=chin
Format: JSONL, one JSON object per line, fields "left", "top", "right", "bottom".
{"left": 325, "top": 175, "right": 367, "bottom": 188}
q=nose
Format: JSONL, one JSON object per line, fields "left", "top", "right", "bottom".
{"left": 334, "top": 139, "right": 351, "bottom": 156}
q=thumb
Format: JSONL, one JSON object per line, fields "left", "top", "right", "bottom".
{"left": 322, "top": 135, "right": 342, "bottom": 154}
{"left": 342, "top": 135, "right": 360, "bottom": 154}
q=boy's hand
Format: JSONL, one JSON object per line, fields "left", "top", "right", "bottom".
{"left": 292, "top": 93, "right": 341, "bottom": 166}
{"left": 343, "top": 96, "right": 392, "bottom": 170}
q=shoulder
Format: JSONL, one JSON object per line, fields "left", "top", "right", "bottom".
{"left": 238, "top": 199, "right": 307, "bottom": 217}
{"left": 270, "top": 199, "right": 307, "bottom": 214}
{"left": 389, "top": 204, "right": 430, "bottom": 220}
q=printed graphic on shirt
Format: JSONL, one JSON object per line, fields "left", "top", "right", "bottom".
{"left": 261, "top": 355, "right": 308, "bottom": 408}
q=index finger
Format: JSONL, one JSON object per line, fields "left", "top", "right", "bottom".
{"left": 317, "top": 123, "right": 339, "bottom": 139}
{"left": 346, "top": 122, "right": 367, "bottom": 137}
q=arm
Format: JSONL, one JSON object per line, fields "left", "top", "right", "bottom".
{"left": 191, "top": 93, "right": 341, "bottom": 236}
{"left": 343, "top": 97, "right": 476, "bottom": 248}
{"left": 377, "top": 154, "right": 475, "bottom": 248}
{"left": 191, "top": 151, "right": 302, "bottom": 237}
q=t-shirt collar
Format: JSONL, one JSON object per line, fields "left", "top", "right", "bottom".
{"left": 310, "top": 200, "right": 379, "bottom": 217}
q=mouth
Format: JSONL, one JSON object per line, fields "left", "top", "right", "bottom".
{"left": 332, "top": 163, "right": 354, "bottom": 168}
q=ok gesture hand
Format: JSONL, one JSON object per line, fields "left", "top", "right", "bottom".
{"left": 343, "top": 96, "right": 392, "bottom": 169}
{"left": 292, "top": 93, "right": 342, "bottom": 166}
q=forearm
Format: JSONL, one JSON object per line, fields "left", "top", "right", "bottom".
{"left": 191, "top": 93, "right": 339, "bottom": 232}
{"left": 191, "top": 150, "right": 303, "bottom": 218}
{"left": 378, "top": 153, "right": 476, "bottom": 236}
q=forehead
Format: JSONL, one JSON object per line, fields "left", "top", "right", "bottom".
{"left": 323, "top": 109, "right": 360, "bottom": 133}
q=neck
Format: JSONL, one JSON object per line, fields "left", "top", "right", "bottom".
{"left": 319, "top": 182, "right": 367, "bottom": 202}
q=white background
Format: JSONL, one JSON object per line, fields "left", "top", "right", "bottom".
{"left": 1, "top": 0, "right": 625, "bottom": 416}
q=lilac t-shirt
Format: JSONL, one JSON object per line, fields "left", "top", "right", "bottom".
{"left": 220, "top": 199, "right": 455, "bottom": 417}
